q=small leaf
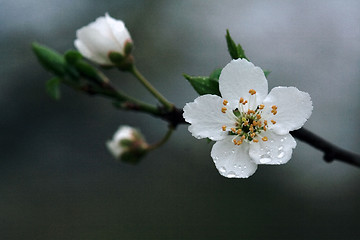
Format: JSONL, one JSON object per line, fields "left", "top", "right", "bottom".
{"left": 225, "top": 30, "right": 248, "bottom": 60}
{"left": 32, "top": 42, "right": 66, "bottom": 76}
{"left": 183, "top": 74, "right": 221, "bottom": 96}
{"left": 263, "top": 70, "right": 271, "bottom": 77}
{"left": 226, "top": 29, "right": 239, "bottom": 60}
{"left": 46, "top": 77, "right": 61, "bottom": 100}
{"left": 209, "top": 68, "right": 222, "bottom": 80}
{"left": 64, "top": 50, "right": 82, "bottom": 64}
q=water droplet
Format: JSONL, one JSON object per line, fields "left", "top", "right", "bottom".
{"left": 277, "top": 151, "right": 285, "bottom": 158}
{"left": 278, "top": 146, "right": 283, "bottom": 151}
{"left": 280, "top": 138, "right": 284, "bottom": 142}
{"left": 260, "top": 154, "right": 271, "bottom": 163}
{"left": 227, "top": 171, "right": 236, "bottom": 178}
{"left": 219, "top": 167, "right": 226, "bottom": 173}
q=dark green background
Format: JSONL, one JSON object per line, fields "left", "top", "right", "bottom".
{"left": 1, "top": 0, "right": 359, "bottom": 239}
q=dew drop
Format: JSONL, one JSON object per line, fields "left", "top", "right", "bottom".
{"left": 259, "top": 154, "right": 271, "bottom": 163}
{"left": 277, "top": 151, "right": 285, "bottom": 158}
{"left": 219, "top": 166, "right": 226, "bottom": 173}
{"left": 227, "top": 171, "right": 236, "bottom": 178}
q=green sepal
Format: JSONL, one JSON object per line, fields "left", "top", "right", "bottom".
{"left": 32, "top": 42, "right": 66, "bottom": 77}
{"left": 183, "top": 74, "right": 221, "bottom": 96}
{"left": 120, "top": 149, "right": 147, "bottom": 165}
{"left": 46, "top": 77, "right": 61, "bottom": 100}
{"left": 108, "top": 52, "right": 125, "bottom": 64}
{"left": 74, "top": 61, "right": 102, "bottom": 82}
{"left": 225, "top": 30, "right": 248, "bottom": 60}
{"left": 124, "top": 41, "right": 133, "bottom": 56}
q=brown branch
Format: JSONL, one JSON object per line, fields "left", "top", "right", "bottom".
{"left": 158, "top": 107, "right": 360, "bottom": 168}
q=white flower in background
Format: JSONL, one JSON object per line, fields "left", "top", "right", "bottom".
{"left": 183, "top": 59, "right": 313, "bottom": 178}
{"left": 75, "top": 13, "right": 132, "bottom": 66}
{"left": 106, "top": 126, "right": 148, "bottom": 163}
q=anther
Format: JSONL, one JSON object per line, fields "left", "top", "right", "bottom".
{"left": 250, "top": 133, "right": 256, "bottom": 138}
{"left": 249, "top": 89, "right": 256, "bottom": 95}
{"left": 222, "top": 125, "right": 227, "bottom": 131}
{"left": 271, "top": 105, "right": 277, "bottom": 110}
{"left": 231, "top": 128, "right": 236, "bottom": 133}
{"left": 221, "top": 107, "right": 227, "bottom": 113}
{"left": 236, "top": 129, "right": 242, "bottom": 134}
{"left": 272, "top": 110, "right": 277, "bottom": 115}
{"left": 241, "top": 135, "right": 245, "bottom": 140}
{"left": 233, "top": 139, "right": 237, "bottom": 145}
{"left": 253, "top": 139, "right": 259, "bottom": 143}
{"left": 243, "top": 121, "right": 249, "bottom": 126}
{"left": 242, "top": 100, "right": 248, "bottom": 105}
{"left": 223, "top": 100, "right": 228, "bottom": 105}
{"left": 237, "top": 140, "right": 243, "bottom": 145}
{"left": 256, "top": 114, "right": 261, "bottom": 119}
{"left": 271, "top": 120, "right": 276, "bottom": 124}
{"left": 249, "top": 125, "right": 254, "bottom": 132}
{"left": 264, "top": 120, "right": 268, "bottom": 125}
{"left": 253, "top": 121, "right": 258, "bottom": 127}
{"left": 239, "top": 97, "right": 244, "bottom": 103}
{"left": 259, "top": 104, "right": 264, "bottom": 110}
{"left": 263, "top": 126, "right": 267, "bottom": 131}
{"left": 262, "top": 136, "right": 268, "bottom": 142}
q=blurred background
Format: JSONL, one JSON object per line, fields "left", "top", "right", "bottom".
{"left": 1, "top": 0, "right": 359, "bottom": 239}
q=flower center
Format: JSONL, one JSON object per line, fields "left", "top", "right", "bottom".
{"left": 220, "top": 89, "right": 278, "bottom": 145}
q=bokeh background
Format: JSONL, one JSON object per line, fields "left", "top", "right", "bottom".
{"left": 1, "top": 0, "right": 359, "bottom": 239}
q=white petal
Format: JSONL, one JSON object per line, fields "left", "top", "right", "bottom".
{"left": 183, "top": 95, "right": 236, "bottom": 141}
{"left": 211, "top": 137, "right": 258, "bottom": 178}
{"left": 262, "top": 87, "right": 313, "bottom": 135}
{"left": 74, "top": 39, "right": 107, "bottom": 65}
{"left": 105, "top": 13, "right": 132, "bottom": 49}
{"left": 249, "top": 132, "right": 296, "bottom": 165}
{"left": 219, "top": 59, "right": 268, "bottom": 109}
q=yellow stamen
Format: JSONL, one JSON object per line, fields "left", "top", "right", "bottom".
{"left": 250, "top": 133, "right": 256, "bottom": 138}
{"left": 231, "top": 128, "right": 236, "bottom": 133}
{"left": 249, "top": 125, "right": 254, "bottom": 132}
{"left": 271, "top": 120, "right": 276, "bottom": 124}
{"left": 272, "top": 110, "right": 277, "bottom": 115}
{"left": 236, "top": 129, "right": 242, "bottom": 134}
{"left": 262, "top": 136, "right": 268, "bottom": 142}
{"left": 272, "top": 105, "right": 277, "bottom": 110}
{"left": 223, "top": 100, "right": 228, "bottom": 105}
{"left": 263, "top": 126, "right": 267, "bottom": 131}
{"left": 241, "top": 135, "right": 245, "bottom": 140}
{"left": 253, "top": 121, "right": 258, "bottom": 127}
{"left": 256, "top": 114, "right": 261, "bottom": 119}
{"left": 259, "top": 104, "right": 264, "bottom": 110}
{"left": 264, "top": 120, "right": 268, "bottom": 125}
{"left": 237, "top": 140, "right": 243, "bottom": 145}
{"left": 243, "top": 121, "right": 249, "bottom": 126}
{"left": 239, "top": 97, "right": 244, "bottom": 103}
{"left": 249, "top": 89, "right": 256, "bottom": 95}
{"left": 253, "top": 139, "right": 259, "bottom": 143}
{"left": 233, "top": 139, "right": 237, "bottom": 145}
{"left": 242, "top": 100, "right": 248, "bottom": 105}
{"left": 221, "top": 107, "right": 227, "bottom": 113}
{"left": 222, "top": 125, "right": 227, "bottom": 131}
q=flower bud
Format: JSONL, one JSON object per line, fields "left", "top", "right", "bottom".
{"left": 74, "top": 13, "right": 133, "bottom": 67}
{"left": 106, "top": 126, "right": 148, "bottom": 164}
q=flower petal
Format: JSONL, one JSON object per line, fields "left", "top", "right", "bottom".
{"left": 105, "top": 13, "right": 131, "bottom": 49}
{"left": 219, "top": 59, "right": 268, "bottom": 108}
{"left": 249, "top": 132, "right": 296, "bottom": 165}
{"left": 183, "top": 95, "right": 236, "bottom": 141}
{"left": 262, "top": 87, "right": 313, "bottom": 135}
{"left": 211, "top": 137, "right": 258, "bottom": 178}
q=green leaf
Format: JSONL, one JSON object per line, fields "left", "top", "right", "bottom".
{"left": 183, "top": 74, "right": 221, "bottom": 96}
{"left": 32, "top": 42, "right": 66, "bottom": 76}
{"left": 225, "top": 30, "right": 248, "bottom": 60}
{"left": 209, "top": 68, "right": 222, "bottom": 80}
{"left": 226, "top": 29, "right": 239, "bottom": 60}
{"left": 263, "top": 70, "right": 271, "bottom": 77}
{"left": 64, "top": 50, "right": 82, "bottom": 64}
{"left": 46, "top": 77, "right": 61, "bottom": 100}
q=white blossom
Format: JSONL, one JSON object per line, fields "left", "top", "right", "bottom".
{"left": 106, "top": 126, "right": 147, "bottom": 162}
{"left": 183, "top": 59, "right": 313, "bottom": 178}
{"left": 74, "top": 13, "right": 132, "bottom": 66}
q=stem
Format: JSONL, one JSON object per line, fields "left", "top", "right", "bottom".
{"left": 130, "top": 66, "right": 174, "bottom": 111}
{"left": 291, "top": 128, "right": 360, "bottom": 167}
{"left": 148, "top": 126, "right": 174, "bottom": 151}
